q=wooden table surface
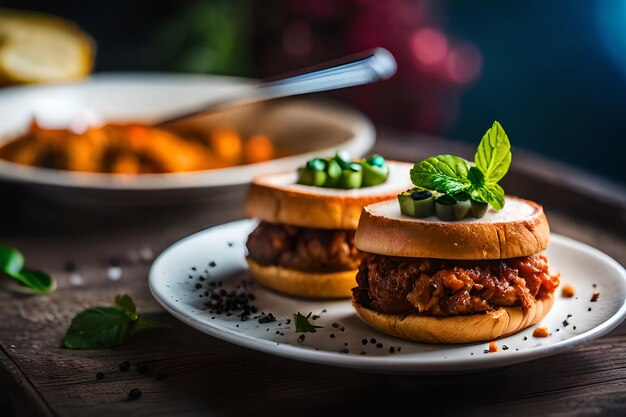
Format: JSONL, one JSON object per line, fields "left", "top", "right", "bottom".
{"left": 0, "top": 132, "right": 624, "bottom": 417}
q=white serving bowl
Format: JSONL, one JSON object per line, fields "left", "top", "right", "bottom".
{"left": 0, "top": 73, "right": 375, "bottom": 207}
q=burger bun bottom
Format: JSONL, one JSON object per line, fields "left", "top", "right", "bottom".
{"left": 352, "top": 293, "right": 555, "bottom": 343}
{"left": 247, "top": 259, "right": 355, "bottom": 299}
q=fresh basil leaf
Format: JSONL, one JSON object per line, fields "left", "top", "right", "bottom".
{"left": 474, "top": 121, "right": 512, "bottom": 184}
{"left": 129, "top": 318, "right": 170, "bottom": 336}
{"left": 115, "top": 294, "right": 138, "bottom": 320}
{"left": 410, "top": 155, "right": 471, "bottom": 194}
{"left": 294, "top": 312, "right": 322, "bottom": 333}
{"left": 467, "top": 166, "right": 485, "bottom": 188}
{"left": 63, "top": 307, "right": 132, "bottom": 349}
{"left": 471, "top": 183, "right": 505, "bottom": 210}
{"left": 10, "top": 268, "right": 56, "bottom": 294}
{"left": 0, "top": 244, "right": 24, "bottom": 275}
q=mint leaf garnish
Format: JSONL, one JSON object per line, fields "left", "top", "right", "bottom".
{"left": 475, "top": 121, "right": 512, "bottom": 184}
{"left": 409, "top": 121, "right": 512, "bottom": 211}
{"left": 410, "top": 155, "right": 471, "bottom": 195}
{"left": 467, "top": 166, "right": 485, "bottom": 188}
{"left": 471, "top": 183, "right": 505, "bottom": 210}
{"left": 64, "top": 294, "right": 168, "bottom": 349}
{"left": 294, "top": 312, "right": 322, "bottom": 333}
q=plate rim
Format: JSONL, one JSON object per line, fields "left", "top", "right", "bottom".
{"left": 149, "top": 219, "right": 626, "bottom": 373}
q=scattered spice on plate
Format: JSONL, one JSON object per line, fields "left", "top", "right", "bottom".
{"left": 590, "top": 291, "right": 600, "bottom": 302}
{"left": 258, "top": 313, "right": 276, "bottom": 323}
{"left": 561, "top": 284, "right": 576, "bottom": 298}
{"left": 209, "top": 261, "right": 217, "bottom": 267}
{"left": 533, "top": 326, "right": 549, "bottom": 338}
{"left": 562, "top": 320, "right": 570, "bottom": 327}
{"left": 488, "top": 341, "right": 499, "bottom": 352}
{"left": 502, "top": 345, "right": 509, "bottom": 351}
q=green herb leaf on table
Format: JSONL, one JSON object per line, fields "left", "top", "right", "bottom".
{"left": 0, "top": 244, "right": 24, "bottom": 275}
{"left": 0, "top": 244, "right": 55, "bottom": 294}
{"left": 11, "top": 268, "right": 56, "bottom": 294}
{"left": 410, "top": 155, "right": 471, "bottom": 195}
{"left": 130, "top": 318, "right": 171, "bottom": 336}
{"left": 63, "top": 307, "right": 133, "bottom": 349}
{"left": 294, "top": 312, "right": 322, "bottom": 333}
{"left": 115, "top": 294, "right": 138, "bottom": 320}
{"left": 474, "top": 120, "right": 512, "bottom": 184}
{"left": 64, "top": 294, "right": 169, "bottom": 349}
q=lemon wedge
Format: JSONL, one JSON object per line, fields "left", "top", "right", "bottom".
{"left": 0, "top": 9, "right": 95, "bottom": 85}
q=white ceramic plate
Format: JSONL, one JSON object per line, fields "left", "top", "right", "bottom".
{"left": 0, "top": 73, "right": 374, "bottom": 205}
{"left": 149, "top": 219, "right": 626, "bottom": 374}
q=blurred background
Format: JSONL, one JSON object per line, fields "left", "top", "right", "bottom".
{"left": 2, "top": 0, "right": 625, "bottom": 184}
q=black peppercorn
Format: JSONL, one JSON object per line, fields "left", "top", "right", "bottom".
{"left": 137, "top": 363, "right": 150, "bottom": 374}
{"left": 128, "top": 388, "right": 142, "bottom": 400}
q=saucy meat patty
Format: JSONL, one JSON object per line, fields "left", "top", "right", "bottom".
{"left": 246, "top": 221, "right": 363, "bottom": 273}
{"left": 353, "top": 253, "right": 560, "bottom": 316}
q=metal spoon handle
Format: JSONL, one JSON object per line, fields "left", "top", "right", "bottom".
{"left": 156, "top": 48, "right": 396, "bottom": 126}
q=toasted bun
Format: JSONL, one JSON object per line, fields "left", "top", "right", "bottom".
{"left": 247, "top": 259, "right": 356, "bottom": 299}
{"left": 352, "top": 293, "right": 555, "bottom": 343}
{"left": 244, "top": 161, "right": 412, "bottom": 230}
{"left": 355, "top": 196, "right": 549, "bottom": 260}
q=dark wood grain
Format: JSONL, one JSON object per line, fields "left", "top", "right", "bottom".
{"left": 0, "top": 132, "right": 624, "bottom": 417}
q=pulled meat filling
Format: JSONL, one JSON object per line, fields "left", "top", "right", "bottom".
{"left": 246, "top": 221, "right": 363, "bottom": 273}
{"left": 353, "top": 253, "right": 559, "bottom": 316}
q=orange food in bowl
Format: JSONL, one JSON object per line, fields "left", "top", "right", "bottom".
{"left": 0, "top": 120, "right": 281, "bottom": 174}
